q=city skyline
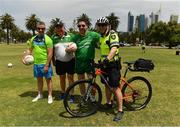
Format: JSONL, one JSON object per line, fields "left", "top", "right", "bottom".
{"left": 0, "top": 0, "right": 179, "bottom": 32}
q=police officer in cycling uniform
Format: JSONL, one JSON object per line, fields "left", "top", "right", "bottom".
{"left": 96, "top": 17, "right": 124, "bottom": 122}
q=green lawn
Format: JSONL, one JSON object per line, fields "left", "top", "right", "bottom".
{"left": 0, "top": 44, "right": 180, "bottom": 126}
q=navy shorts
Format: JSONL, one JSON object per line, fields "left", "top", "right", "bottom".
{"left": 55, "top": 58, "right": 75, "bottom": 75}
{"left": 34, "top": 64, "right": 53, "bottom": 79}
{"left": 101, "top": 61, "right": 121, "bottom": 88}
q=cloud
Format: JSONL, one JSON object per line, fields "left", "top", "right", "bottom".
{"left": 0, "top": 0, "right": 179, "bottom": 32}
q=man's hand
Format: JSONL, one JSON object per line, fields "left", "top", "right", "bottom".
{"left": 103, "top": 57, "right": 109, "bottom": 65}
{"left": 44, "top": 65, "right": 49, "bottom": 73}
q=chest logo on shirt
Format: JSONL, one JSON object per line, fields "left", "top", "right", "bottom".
{"left": 111, "top": 34, "right": 116, "bottom": 40}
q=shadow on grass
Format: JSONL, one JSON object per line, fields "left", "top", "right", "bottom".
{"left": 59, "top": 111, "right": 75, "bottom": 118}
{"left": 96, "top": 103, "right": 136, "bottom": 116}
{"left": 19, "top": 90, "right": 64, "bottom": 100}
{"left": 58, "top": 96, "right": 136, "bottom": 119}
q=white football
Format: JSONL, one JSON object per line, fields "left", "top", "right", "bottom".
{"left": 66, "top": 42, "right": 77, "bottom": 52}
{"left": 54, "top": 43, "right": 75, "bottom": 62}
{"left": 22, "top": 55, "right": 34, "bottom": 65}
{"left": 8, "top": 63, "right": 13, "bottom": 68}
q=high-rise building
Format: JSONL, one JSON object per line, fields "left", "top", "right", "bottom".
{"left": 134, "top": 16, "right": 139, "bottom": 31}
{"left": 127, "top": 11, "right": 134, "bottom": 32}
{"left": 149, "top": 12, "right": 159, "bottom": 25}
{"left": 145, "top": 17, "right": 148, "bottom": 31}
{"left": 170, "top": 15, "right": 178, "bottom": 23}
{"left": 139, "top": 14, "right": 145, "bottom": 32}
{"left": 134, "top": 14, "right": 146, "bottom": 32}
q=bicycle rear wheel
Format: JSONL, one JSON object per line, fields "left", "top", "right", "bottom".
{"left": 63, "top": 79, "right": 102, "bottom": 117}
{"left": 122, "top": 76, "right": 152, "bottom": 110}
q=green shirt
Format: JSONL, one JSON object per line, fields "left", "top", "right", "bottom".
{"left": 71, "top": 31, "right": 100, "bottom": 61}
{"left": 29, "top": 34, "right": 53, "bottom": 64}
{"left": 51, "top": 33, "right": 75, "bottom": 62}
{"left": 51, "top": 33, "right": 72, "bottom": 45}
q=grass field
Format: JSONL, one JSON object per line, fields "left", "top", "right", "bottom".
{"left": 0, "top": 44, "right": 180, "bottom": 126}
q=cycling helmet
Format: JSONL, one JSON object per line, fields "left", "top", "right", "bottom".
{"left": 96, "top": 17, "right": 109, "bottom": 25}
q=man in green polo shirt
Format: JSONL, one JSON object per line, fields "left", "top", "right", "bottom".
{"left": 51, "top": 21, "right": 75, "bottom": 102}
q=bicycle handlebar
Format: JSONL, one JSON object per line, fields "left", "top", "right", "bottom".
{"left": 93, "top": 61, "right": 136, "bottom": 71}
{"left": 92, "top": 60, "right": 150, "bottom": 72}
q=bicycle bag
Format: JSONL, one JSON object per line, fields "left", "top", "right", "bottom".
{"left": 134, "top": 58, "right": 154, "bottom": 72}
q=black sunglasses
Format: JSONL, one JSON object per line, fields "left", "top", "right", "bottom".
{"left": 77, "top": 24, "right": 86, "bottom": 28}
{"left": 37, "top": 27, "right": 45, "bottom": 30}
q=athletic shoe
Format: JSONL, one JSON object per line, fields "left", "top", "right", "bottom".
{"left": 103, "top": 101, "right": 113, "bottom": 110}
{"left": 60, "top": 93, "right": 65, "bottom": 100}
{"left": 69, "top": 95, "right": 75, "bottom": 103}
{"left": 32, "top": 94, "right": 43, "bottom": 102}
{"left": 113, "top": 111, "right": 124, "bottom": 122}
{"left": 48, "top": 95, "right": 53, "bottom": 104}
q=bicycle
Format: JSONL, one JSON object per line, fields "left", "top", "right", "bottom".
{"left": 63, "top": 60, "right": 152, "bottom": 117}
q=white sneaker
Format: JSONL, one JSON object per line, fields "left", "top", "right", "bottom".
{"left": 32, "top": 94, "right": 43, "bottom": 102}
{"left": 48, "top": 95, "right": 53, "bottom": 104}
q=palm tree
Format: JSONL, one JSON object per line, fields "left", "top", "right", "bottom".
{"left": 10, "top": 24, "right": 20, "bottom": 43}
{"left": 0, "top": 13, "right": 15, "bottom": 44}
{"left": 46, "top": 18, "right": 62, "bottom": 36}
{"left": 106, "top": 12, "right": 120, "bottom": 31}
{"left": 0, "top": 28, "right": 6, "bottom": 42}
{"left": 25, "top": 14, "right": 40, "bottom": 35}
{"left": 77, "top": 13, "right": 91, "bottom": 28}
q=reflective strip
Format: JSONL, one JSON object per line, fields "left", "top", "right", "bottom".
{"left": 111, "top": 42, "right": 119, "bottom": 45}
{"left": 110, "top": 42, "right": 120, "bottom": 48}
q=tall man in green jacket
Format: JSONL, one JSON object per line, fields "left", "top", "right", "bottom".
{"left": 71, "top": 19, "right": 100, "bottom": 94}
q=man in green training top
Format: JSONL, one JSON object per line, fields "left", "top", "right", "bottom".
{"left": 51, "top": 21, "right": 75, "bottom": 102}
{"left": 71, "top": 19, "right": 100, "bottom": 94}
{"left": 28, "top": 21, "right": 53, "bottom": 104}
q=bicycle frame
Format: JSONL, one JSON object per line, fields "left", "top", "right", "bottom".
{"left": 63, "top": 61, "right": 152, "bottom": 117}
{"left": 92, "top": 63, "right": 138, "bottom": 101}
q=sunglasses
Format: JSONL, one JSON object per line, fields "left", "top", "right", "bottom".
{"left": 97, "top": 24, "right": 107, "bottom": 27}
{"left": 77, "top": 24, "right": 86, "bottom": 28}
{"left": 37, "top": 27, "right": 45, "bottom": 30}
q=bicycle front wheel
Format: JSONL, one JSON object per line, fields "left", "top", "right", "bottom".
{"left": 122, "top": 76, "right": 152, "bottom": 111}
{"left": 63, "top": 79, "right": 102, "bottom": 117}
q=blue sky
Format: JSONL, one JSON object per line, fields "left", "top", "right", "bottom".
{"left": 0, "top": 0, "right": 179, "bottom": 32}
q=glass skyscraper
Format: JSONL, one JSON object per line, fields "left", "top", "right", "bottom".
{"left": 127, "top": 11, "right": 134, "bottom": 32}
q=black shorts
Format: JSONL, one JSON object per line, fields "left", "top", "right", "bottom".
{"left": 55, "top": 58, "right": 75, "bottom": 75}
{"left": 101, "top": 61, "right": 121, "bottom": 88}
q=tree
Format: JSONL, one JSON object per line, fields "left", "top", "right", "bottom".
{"left": 25, "top": 14, "right": 40, "bottom": 35}
{"left": 0, "top": 28, "right": 6, "bottom": 42}
{"left": 106, "top": 12, "right": 120, "bottom": 31}
{"left": 0, "top": 13, "right": 15, "bottom": 44}
{"left": 77, "top": 13, "right": 92, "bottom": 28}
{"left": 46, "top": 18, "right": 62, "bottom": 36}
{"left": 68, "top": 19, "right": 78, "bottom": 33}
{"left": 17, "top": 30, "right": 32, "bottom": 43}
{"left": 166, "top": 21, "right": 180, "bottom": 48}
{"left": 146, "top": 21, "right": 167, "bottom": 46}
{"left": 10, "top": 24, "right": 19, "bottom": 43}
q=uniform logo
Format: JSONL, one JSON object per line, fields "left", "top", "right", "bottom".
{"left": 111, "top": 34, "right": 116, "bottom": 40}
